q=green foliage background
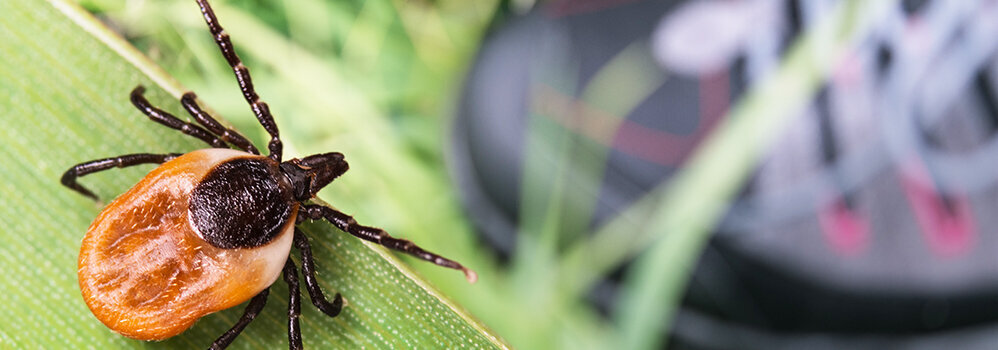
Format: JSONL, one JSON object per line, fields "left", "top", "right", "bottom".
{"left": 0, "top": 0, "right": 886, "bottom": 349}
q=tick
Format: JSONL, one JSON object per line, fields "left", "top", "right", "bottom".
{"left": 60, "top": 1, "right": 476, "bottom": 349}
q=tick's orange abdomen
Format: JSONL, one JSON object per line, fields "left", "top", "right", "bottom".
{"left": 78, "top": 149, "right": 296, "bottom": 340}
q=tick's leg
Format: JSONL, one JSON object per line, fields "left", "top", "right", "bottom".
{"left": 61, "top": 153, "right": 182, "bottom": 200}
{"left": 195, "top": 0, "right": 282, "bottom": 161}
{"left": 294, "top": 229, "right": 344, "bottom": 317}
{"left": 130, "top": 86, "right": 228, "bottom": 149}
{"left": 301, "top": 205, "right": 477, "bottom": 283}
{"left": 283, "top": 259, "right": 303, "bottom": 350}
{"left": 181, "top": 92, "right": 260, "bottom": 154}
{"left": 209, "top": 288, "right": 270, "bottom": 350}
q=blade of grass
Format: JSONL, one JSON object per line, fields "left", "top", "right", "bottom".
{"left": 0, "top": 0, "right": 507, "bottom": 348}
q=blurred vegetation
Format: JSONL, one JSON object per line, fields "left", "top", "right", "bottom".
{"left": 3, "top": 0, "right": 883, "bottom": 349}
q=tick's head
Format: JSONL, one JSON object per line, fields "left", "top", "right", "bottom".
{"left": 280, "top": 152, "right": 349, "bottom": 201}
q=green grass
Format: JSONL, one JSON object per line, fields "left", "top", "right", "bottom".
{"left": 0, "top": 0, "right": 892, "bottom": 349}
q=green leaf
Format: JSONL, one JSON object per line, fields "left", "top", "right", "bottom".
{"left": 0, "top": 1, "right": 506, "bottom": 348}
